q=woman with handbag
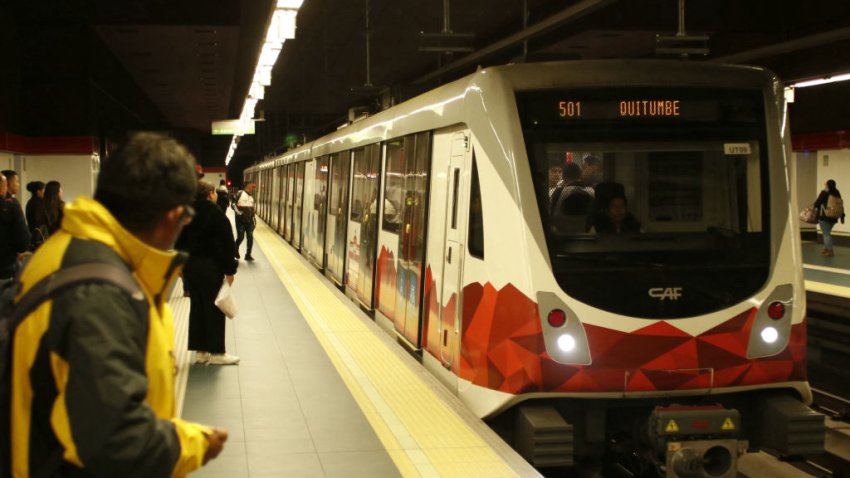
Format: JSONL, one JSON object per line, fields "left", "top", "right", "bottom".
{"left": 177, "top": 181, "right": 240, "bottom": 365}
{"left": 814, "top": 179, "right": 845, "bottom": 257}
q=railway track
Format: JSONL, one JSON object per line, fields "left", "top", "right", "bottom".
{"left": 803, "top": 291, "right": 850, "bottom": 477}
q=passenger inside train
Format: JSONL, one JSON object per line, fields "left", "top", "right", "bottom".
{"left": 590, "top": 186, "right": 642, "bottom": 234}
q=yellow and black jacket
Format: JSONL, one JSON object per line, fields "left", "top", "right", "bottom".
{"left": 10, "top": 197, "right": 209, "bottom": 477}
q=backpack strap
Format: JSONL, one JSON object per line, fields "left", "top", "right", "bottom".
{"left": 12, "top": 263, "right": 143, "bottom": 323}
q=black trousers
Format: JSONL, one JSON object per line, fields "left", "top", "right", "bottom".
{"left": 184, "top": 257, "right": 226, "bottom": 354}
{"left": 235, "top": 221, "right": 254, "bottom": 256}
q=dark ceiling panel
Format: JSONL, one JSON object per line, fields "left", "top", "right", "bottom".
{"left": 95, "top": 25, "right": 240, "bottom": 131}
{"left": 5, "top": 0, "right": 850, "bottom": 171}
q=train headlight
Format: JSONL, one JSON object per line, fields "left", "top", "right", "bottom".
{"left": 537, "top": 292, "right": 591, "bottom": 365}
{"left": 747, "top": 284, "right": 794, "bottom": 359}
{"left": 760, "top": 326, "right": 779, "bottom": 344}
{"left": 557, "top": 334, "right": 576, "bottom": 352}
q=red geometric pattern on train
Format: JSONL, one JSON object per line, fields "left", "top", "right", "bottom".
{"left": 376, "top": 246, "right": 398, "bottom": 321}
{"left": 422, "top": 265, "right": 459, "bottom": 369}
{"left": 459, "top": 282, "right": 807, "bottom": 394}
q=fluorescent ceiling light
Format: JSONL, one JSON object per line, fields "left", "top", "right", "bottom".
{"left": 249, "top": 82, "right": 265, "bottom": 100}
{"left": 277, "top": 0, "right": 303, "bottom": 8}
{"left": 258, "top": 42, "right": 282, "bottom": 67}
{"left": 790, "top": 72, "right": 850, "bottom": 88}
{"left": 255, "top": 66, "right": 272, "bottom": 86}
{"left": 268, "top": 9, "right": 297, "bottom": 42}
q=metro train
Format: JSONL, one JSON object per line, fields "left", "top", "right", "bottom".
{"left": 245, "top": 60, "right": 824, "bottom": 477}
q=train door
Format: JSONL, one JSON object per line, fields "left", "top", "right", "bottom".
{"left": 326, "top": 152, "right": 350, "bottom": 285}
{"left": 282, "top": 165, "right": 287, "bottom": 236}
{"left": 302, "top": 160, "right": 317, "bottom": 258}
{"left": 438, "top": 132, "right": 471, "bottom": 368}
{"left": 345, "top": 144, "right": 381, "bottom": 308}
{"left": 313, "top": 156, "right": 329, "bottom": 269}
{"left": 293, "top": 162, "right": 305, "bottom": 249}
{"left": 271, "top": 167, "right": 280, "bottom": 231}
{"left": 284, "top": 164, "right": 294, "bottom": 241}
{"left": 375, "top": 132, "right": 431, "bottom": 347}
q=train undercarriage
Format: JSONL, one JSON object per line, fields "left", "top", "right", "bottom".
{"left": 488, "top": 390, "right": 825, "bottom": 477}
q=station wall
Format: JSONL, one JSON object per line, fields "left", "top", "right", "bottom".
{"left": 20, "top": 154, "right": 99, "bottom": 204}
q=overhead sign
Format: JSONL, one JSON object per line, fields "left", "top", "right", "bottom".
{"left": 211, "top": 119, "right": 255, "bottom": 136}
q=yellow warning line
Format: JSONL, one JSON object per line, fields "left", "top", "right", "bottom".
{"left": 805, "top": 280, "right": 850, "bottom": 299}
{"left": 254, "top": 223, "right": 517, "bottom": 478}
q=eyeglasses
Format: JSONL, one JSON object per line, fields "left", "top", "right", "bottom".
{"left": 180, "top": 204, "right": 196, "bottom": 225}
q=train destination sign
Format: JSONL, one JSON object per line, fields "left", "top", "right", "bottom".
{"left": 558, "top": 99, "right": 682, "bottom": 118}
{"left": 517, "top": 88, "right": 760, "bottom": 126}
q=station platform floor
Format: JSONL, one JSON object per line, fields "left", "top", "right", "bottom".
{"left": 802, "top": 240, "right": 850, "bottom": 298}
{"left": 170, "top": 220, "right": 539, "bottom": 478}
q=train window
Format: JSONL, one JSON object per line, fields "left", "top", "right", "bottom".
{"left": 383, "top": 139, "right": 405, "bottom": 233}
{"left": 518, "top": 87, "right": 770, "bottom": 318}
{"left": 468, "top": 154, "right": 484, "bottom": 259}
{"left": 450, "top": 168, "right": 460, "bottom": 229}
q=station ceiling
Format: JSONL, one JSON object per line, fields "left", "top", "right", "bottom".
{"left": 5, "top": 0, "right": 850, "bottom": 172}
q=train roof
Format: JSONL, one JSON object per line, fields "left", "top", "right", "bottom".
{"left": 248, "top": 59, "right": 779, "bottom": 172}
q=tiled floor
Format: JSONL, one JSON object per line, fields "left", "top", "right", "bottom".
{"left": 183, "top": 243, "right": 401, "bottom": 478}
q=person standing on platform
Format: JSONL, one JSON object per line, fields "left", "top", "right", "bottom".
{"left": 9, "top": 132, "right": 228, "bottom": 477}
{"left": 177, "top": 181, "right": 240, "bottom": 365}
{"left": 36, "top": 180, "right": 65, "bottom": 235}
{"left": 24, "top": 180, "right": 45, "bottom": 228}
{"left": 233, "top": 181, "right": 256, "bottom": 261}
{"left": 2, "top": 169, "right": 21, "bottom": 205}
{"left": 0, "top": 173, "right": 29, "bottom": 284}
{"left": 814, "top": 179, "right": 845, "bottom": 257}
{"left": 216, "top": 179, "right": 230, "bottom": 212}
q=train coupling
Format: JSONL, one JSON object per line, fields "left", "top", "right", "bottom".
{"left": 649, "top": 405, "right": 746, "bottom": 478}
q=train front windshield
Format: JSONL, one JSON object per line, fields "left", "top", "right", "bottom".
{"left": 518, "top": 87, "right": 771, "bottom": 318}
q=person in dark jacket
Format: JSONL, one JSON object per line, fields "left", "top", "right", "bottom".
{"left": 35, "top": 180, "right": 65, "bottom": 234}
{"left": 0, "top": 173, "right": 30, "bottom": 282}
{"left": 216, "top": 179, "right": 230, "bottom": 212}
{"left": 178, "top": 180, "right": 240, "bottom": 365}
{"left": 814, "top": 179, "right": 845, "bottom": 257}
{"left": 26, "top": 180, "right": 47, "bottom": 249}
{"left": 25, "top": 180, "right": 45, "bottom": 227}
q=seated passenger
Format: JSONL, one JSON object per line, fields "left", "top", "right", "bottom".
{"left": 593, "top": 194, "right": 642, "bottom": 234}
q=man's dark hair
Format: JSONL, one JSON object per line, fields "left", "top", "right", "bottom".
{"left": 95, "top": 132, "right": 197, "bottom": 232}
{"left": 562, "top": 163, "right": 582, "bottom": 182}
{"left": 1, "top": 170, "right": 17, "bottom": 180}
{"left": 219, "top": 179, "right": 226, "bottom": 186}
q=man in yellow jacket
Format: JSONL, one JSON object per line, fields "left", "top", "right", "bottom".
{"left": 10, "top": 133, "right": 227, "bottom": 477}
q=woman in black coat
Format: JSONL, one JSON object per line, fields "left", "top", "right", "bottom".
{"left": 25, "top": 181, "right": 45, "bottom": 249}
{"left": 813, "top": 179, "right": 844, "bottom": 257}
{"left": 177, "top": 181, "right": 240, "bottom": 365}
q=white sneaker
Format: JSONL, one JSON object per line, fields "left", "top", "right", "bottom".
{"left": 208, "top": 353, "right": 240, "bottom": 365}
{"left": 194, "top": 352, "right": 210, "bottom": 364}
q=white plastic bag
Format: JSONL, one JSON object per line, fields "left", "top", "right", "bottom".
{"left": 214, "top": 279, "right": 237, "bottom": 319}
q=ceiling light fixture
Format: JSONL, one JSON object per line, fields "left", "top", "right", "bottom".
{"left": 789, "top": 72, "right": 850, "bottom": 89}
{"left": 225, "top": 2, "right": 304, "bottom": 166}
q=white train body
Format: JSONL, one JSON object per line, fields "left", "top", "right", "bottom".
{"left": 246, "top": 61, "right": 820, "bottom": 471}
